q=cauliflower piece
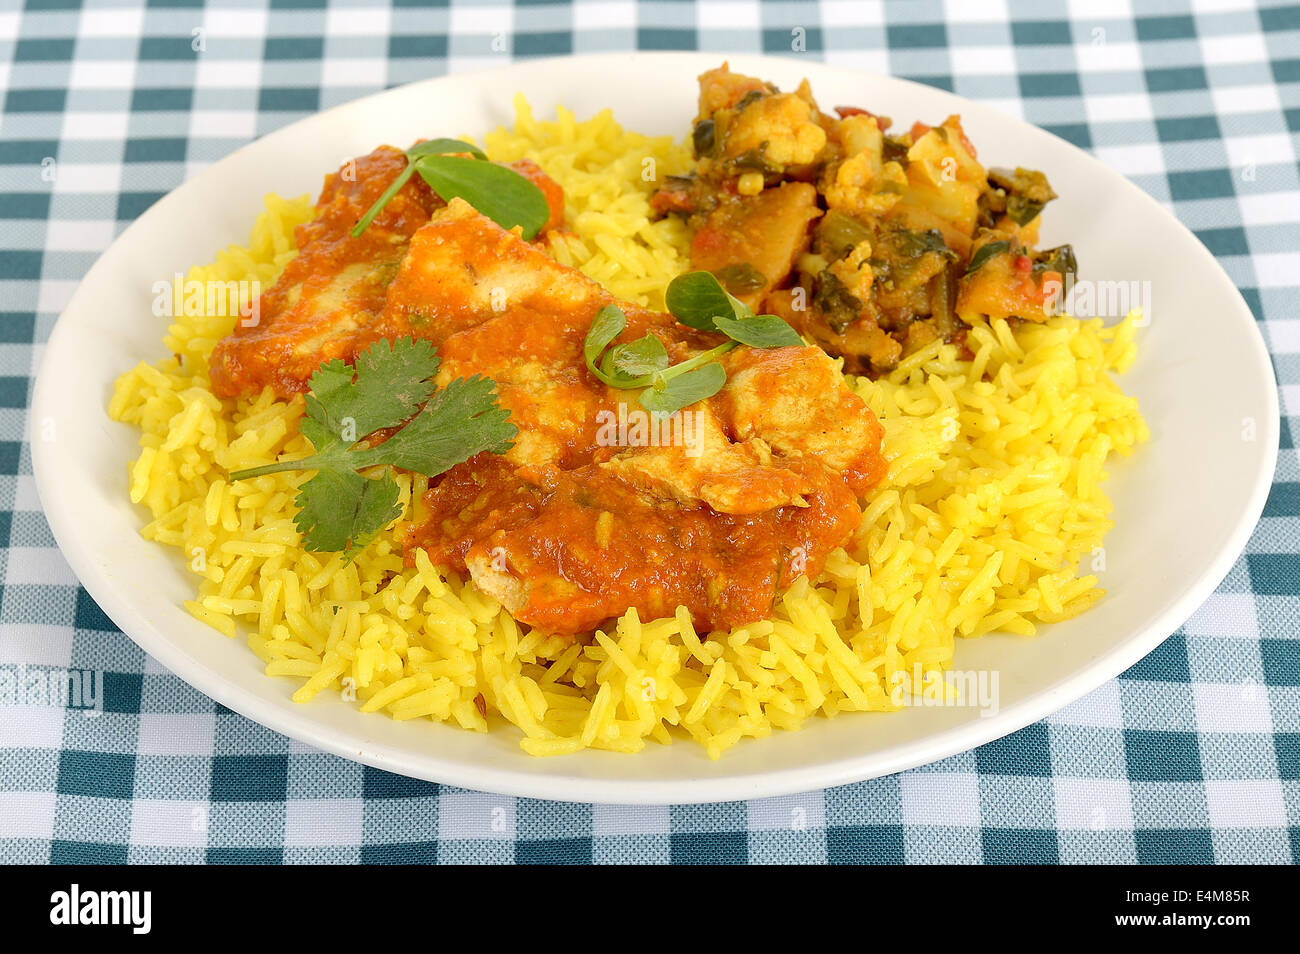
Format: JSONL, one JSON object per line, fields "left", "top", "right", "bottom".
{"left": 697, "top": 63, "right": 771, "bottom": 118}
{"left": 824, "top": 152, "right": 904, "bottom": 221}
{"left": 826, "top": 239, "right": 875, "bottom": 303}
{"left": 723, "top": 93, "right": 827, "bottom": 169}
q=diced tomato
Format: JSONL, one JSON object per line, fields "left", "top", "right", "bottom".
{"left": 507, "top": 159, "right": 566, "bottom": 233}
{"left": 649, "top": 187, "right": 696, "bottom": 216}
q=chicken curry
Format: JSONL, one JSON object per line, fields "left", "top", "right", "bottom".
{"left": 212, "top": 136, "right": 887, "bottom": 637}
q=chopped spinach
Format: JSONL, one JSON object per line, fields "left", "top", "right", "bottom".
{"left": 712, "top": 262, "right": 768, "bottom": 294}
{"left": 964, "top": 240, "right": 1011, "bottom": 276}
{"left": 813, "top": 271, "right": 864, "bottom": 335}
{"left": 692, "top": 119, "right": 717, "bottom": 159}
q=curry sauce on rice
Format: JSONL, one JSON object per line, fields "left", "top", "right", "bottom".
{"left": 109, "top": 69, "right": 1148, "bottom": 759}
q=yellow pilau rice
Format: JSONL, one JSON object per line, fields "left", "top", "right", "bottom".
{"left": 108, "top": 98, "right": 1148, "bottom": 759}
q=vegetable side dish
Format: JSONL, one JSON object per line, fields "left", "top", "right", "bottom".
{"left": 653, "top": 64, "right": 1076, "bottom": 374}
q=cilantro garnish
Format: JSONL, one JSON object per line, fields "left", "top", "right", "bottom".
{"left": 583, "top": 271, "right": 802, "bottom": 417}
{"left": 227, "top": 338, "right": 516, "bottom": 558}
{"left": 350, "top": 138, "right": 550, "bottom": 241}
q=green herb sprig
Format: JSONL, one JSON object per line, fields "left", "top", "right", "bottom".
{"left": 583, "top": 271, "right": 802, "bottom": 417}
{"left": 350, "top": 138, "right": 550, "bottom": 240}
{"left": 228, "top": 338, "right": 516, "bottom": 558}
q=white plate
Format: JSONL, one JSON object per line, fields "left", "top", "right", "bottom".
{"left": 31, "top": 53, "right": 1278, "bottom": 804}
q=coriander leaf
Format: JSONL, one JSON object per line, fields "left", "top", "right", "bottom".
{"left": 292, "top": 468, "right": 403, "bottom": 557}
{"left": 665, "top": 270, "right": 754, "bottom": 331}
{"left": 406, "top": 138, "right": 486, "bottom": 160}
{"left": 343, "top": 474, "right": 404, "bottom": 559}
{"left": 604, "top": 333, "right": 670, "bottom": 382}
{"left": 302, "top": 338, "right": 441, "bottom": 451}
{"left": 711, "top": 312, "right": 803, "bottom": 349}
{"left": 300, "top": 360, "right": 360, "bottom": 454}
{"left": 296, "top": 414, "right": 349, "bottom": 463}
{"left": 227, "top": 338, "right": 516, "bottom": 561}
{"left": 639, "top": 362, "right": 727, "bottom": 418}
{"left": 355, "top": 374, "right": 516, "bottom": 475}
{"left": 414, "top": 155, "right": 550, "bottom": 241}
{"left": 350, "top": 336, "right": 441, "bottom": 431}
{"left": 584, "top": 272, "right": 796, "bottom": 417}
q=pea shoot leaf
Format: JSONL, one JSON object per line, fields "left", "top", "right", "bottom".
{"left": 602, "top": 333, "right": 670, "bottom": 385}
{"left": 406, "top": 138, "right": 487, "bottom": 160}
{"left": 351, "top": 140, "right": 548, "bottom": 240}
{"left": 581, "top": 272, "right": 803, "bottom": 417}
{"left": 413, "top": 156, "right": 551, "bottom": 241}
{"left": 639, "top": 363, "right": 728, "bottom": 418}
{"left": 664, "top": 270, "right": 751, "bottom": 331}
{"left": 711, "top": 312, "right": 803, "bottom": 348}
{"left": 664, "top": 271, "right": 801, "bottom": 345}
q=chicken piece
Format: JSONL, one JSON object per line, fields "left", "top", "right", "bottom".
{"left": 461, "top": 461, "right": 862, "bottom": 636}
{"left": 364, "top": 196, "right": 667, "bottom": 351}
{"left": 689, "top": 182, "right": 821, "bottom": 309}
{"left": 718, "top": 345, "right": 887, "bottom": 493}
{"left": 600, "top": 404, "right": 814, "bottom": 515}
{"left": 208, "top": 152, "right": 565, "bottom": 398}
{"left": 381, "top": 199, "right": 888, "bottom": 636}
{"left": 209, "top": 146, "right": 438, "bottom": 398}
{"left": 364, "top": 198, "right": 703, "bottom": 470}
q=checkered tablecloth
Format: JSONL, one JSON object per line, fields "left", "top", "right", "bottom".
{"left": 0, "top": 0, "right": 1297, "bottom": 865}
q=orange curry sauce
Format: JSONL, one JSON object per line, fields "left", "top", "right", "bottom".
{"left": 208, "top": 148, "right": 888, "bottom": 637}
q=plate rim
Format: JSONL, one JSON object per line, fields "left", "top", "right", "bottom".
{"left": 30, "top": 51, "right": 1280, "bottom": 804}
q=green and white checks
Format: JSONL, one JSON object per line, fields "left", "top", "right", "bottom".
{"left": 1, "top": 0, "right": 1297, "bottom": 864}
